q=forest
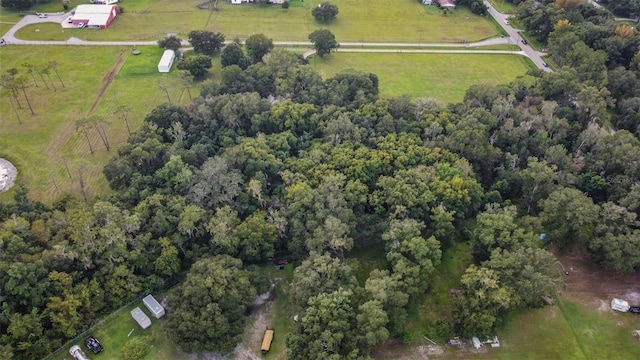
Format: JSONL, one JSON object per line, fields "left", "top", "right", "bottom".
{"left": 1, "top": 2, "right": 639, "bottom": 359}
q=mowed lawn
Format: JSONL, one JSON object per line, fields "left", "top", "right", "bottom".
{"left": 8, "top": 0, "right": 497, "bottom": 43}
{"left": 312, "top": 52, "right": 534, "bottom": 103}
{"left": 472, "top": 298, "right": 640, "bottom": 360}
{"left": 0, "top": 46, "right": 192, "bottom": 203}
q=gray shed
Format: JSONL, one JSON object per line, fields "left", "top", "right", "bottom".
{"left": 131, "top": 307, "right": 151, "bottom": 329}
{"left": 143, "top": 294, "right": 165, "bottom": 319}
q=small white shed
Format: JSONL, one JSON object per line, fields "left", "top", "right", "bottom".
{"left": 143, "top": 294, "right": 165, "bottom": 319}
{"left": 158, "top": 50, "right": 175, "bottom": 73}
{"left": 131, "top": 307, "right": 152, "bottom": 329}
{"left": 611, "top": 298, "right": 630, "bottom": 312}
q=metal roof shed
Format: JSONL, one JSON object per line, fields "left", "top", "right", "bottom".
{"left": 143, "top": 294, "right": 165, "bottom": 319}
{"left": 131, "top": 307, "right": 152, "bottom": 329}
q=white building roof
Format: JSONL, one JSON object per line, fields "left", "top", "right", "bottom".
{"left": 143, "top": 294, "right": 164, "bottom": 315}
{"left": 73, "top": 4, "right": 116, "bottom": 26}
{"left": 131, "top": 307, "right": 152, "bottom": 329}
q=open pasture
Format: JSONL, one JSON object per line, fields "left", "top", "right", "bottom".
{"left": 312, "top": 52, "right": 535, "bottom": 103}
{"left": 0, "top": 45, "right": 193, "bottom": 203}
{"left": 7, "top": 0, "right": 498, "bottom": 43}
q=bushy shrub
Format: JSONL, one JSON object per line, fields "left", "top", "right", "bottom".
{"left": 122, "top": 336, "right": 153, "bottom": 360}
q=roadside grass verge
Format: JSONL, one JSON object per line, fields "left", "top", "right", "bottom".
{"left": 10, "top": 0, "right": 498, "bottom": 43}
{"left": 311, "top": 52, "right": 534, "bottom": 103}
{"left": 487, "top": 0, "right": 516, "bottom": 14}
{"left": 0, "top": 46, "right": 193, "bottom": 203}
{"left": 519, "top": 31, "right": 545, "bottom": 51}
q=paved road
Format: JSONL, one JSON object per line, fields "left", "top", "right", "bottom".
{"left": 483, "top": 1, "right": 551, "bottom": 72}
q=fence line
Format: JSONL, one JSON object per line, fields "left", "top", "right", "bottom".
{"left": 44, "top": 273, "right": 185, "bottom": 360}
{"left": 44, "top": 293, "right": 147, "bottom": 360}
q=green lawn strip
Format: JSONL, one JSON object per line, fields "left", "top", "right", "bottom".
{"left": 519, "top": 32, "right": 546, "bottom": 51}
{"left": 32, "top": 0, "right": 83, "bottom": 14}
{"left": 312, "top": 52, "right": 533, "bottom": 103}
{"left": 486, "top": 0, "right": 516, "bottom": 14}
{"left": 263, "top": 264, "right": 295, "bottom": 359}
{"left": 485, "top": 13, "right": 509, "bottom": 37}
{"left": 0, "top": 22, "right": 14, "bottom": 35}
{"left": 0, "top": 46, "right": 188, "bottom": 202}
{"left": 404, "top": 241, "right": 473, "bottom": 342}
{"left": 14, "top": 22, "right": 75, "bottom": 41}
{"left": 336, "top": 44, "right": 520, "bottom": 51}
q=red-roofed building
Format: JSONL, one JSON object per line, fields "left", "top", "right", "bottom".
{"left": 70, "top": 4, "right": 118, "bottom": 29}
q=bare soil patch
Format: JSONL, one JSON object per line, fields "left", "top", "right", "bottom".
{"left": 556, "top": 248, "right": 640, "bottom": 307}
{"left": 88, "top": 52, "right": 125, "bottom": 115}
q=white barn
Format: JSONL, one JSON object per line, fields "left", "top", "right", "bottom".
{"left": 70, "top": 4, "right": 118, "bottom": 29}
{"left": 143, "top": 294, "right": 165, "bottom": 319}
{"left": 158, "top": 49, "right": 175, "bottom": 73}
{"left": 131, "top": 307, "right": 152, "bottom": 329}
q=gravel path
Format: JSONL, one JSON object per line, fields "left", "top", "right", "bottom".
{"left": 0, "top": 158, "right": 18, "bottom": 192}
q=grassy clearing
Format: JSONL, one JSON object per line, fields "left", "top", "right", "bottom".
{"left": 263, "top": 264, "right": 295, "bottom": 359}
{"left": 487, "top": 0, "right": 516, "bottom": 14}
{"left": 51, "top": 300, "right": 189, "bottom": 360}
{"left": 472, "top": 298, "right": 640, "bottom": 359}
{"left": 9, "top": 0, "right": 498, "bottom": 43}
{"left": 312, "top": 52, "right": 534, "bottom": 103}
{"left": 0, "top": 46, "right": 196, "bottom": 203}
{"left": 405, "top": 242, "right": 473, "bottom": 342}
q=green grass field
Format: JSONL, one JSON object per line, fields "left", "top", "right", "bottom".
{"left": 473, "top": 298, "right": 640, "bottom": 360}
{"left": 0, "top": 46, "right": 195, "bottom": 203}
{"left": 487, "top": 0, "right": 516, "bottom": 14}
{"left": 312, "top": 52, "right": 535, "bottom": 103}
{"left": 5, "top": 0, "right": 498, "bottom": 43}
{"left": 51, "top": 300, "right": 189, "bottom": 360}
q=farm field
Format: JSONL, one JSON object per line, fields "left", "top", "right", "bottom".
{"left": 312, "top": 52, "right": 535, "bottom": 103}
{"left": 0, "top": 45, "right": 197, "bottom": 203}
{"left": 6, "top": 0, "right": 498, "bottom": 43}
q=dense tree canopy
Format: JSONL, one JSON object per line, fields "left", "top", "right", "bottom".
{"left": 4, "top": 2, "right": 640, "bottom": 357}
{"left": 164, "top": 255, "right": 256, "bottom": 352}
